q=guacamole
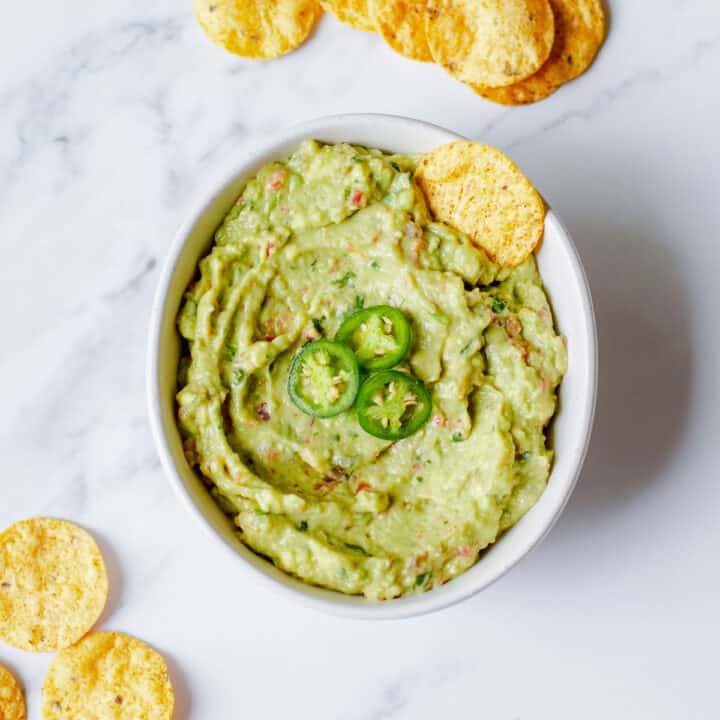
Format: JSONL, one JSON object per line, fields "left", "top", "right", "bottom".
{"left": 176, "top": 141, "right": 567, "bottom": 599}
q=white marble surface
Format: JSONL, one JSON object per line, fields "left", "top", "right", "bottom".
{"left": 1, "top": 1, "right": 719, "bottom": 717}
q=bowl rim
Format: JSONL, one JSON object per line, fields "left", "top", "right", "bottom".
{"left": 146, "top": 113, "right": 598, "bottom": 620}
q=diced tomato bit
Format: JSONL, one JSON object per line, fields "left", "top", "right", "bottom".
{"left": 350, "top": 189, "right": 366, "bottom": 208}
{"left": 304, "top": 326, "right": 321, "bottom": 341}
{"left": 456, "top": 543, "right": 477, "bottom": 558}
{"left": 266, "top": 169, "right": 287, "bottom": 191}
{"left": 505, "top": 316, "right": 522, "bottom": 338}
{"left": 257, "top": 403, "right": 271, "bottom": 421}
{"left": 263, "top": 334, "right": 276, "bottom": 342}
{"left": 432, "top": 414, "right": 447, "bottom": 428}
{"left": 356, "top": 482, "right": 372, "bottom": 493}
{"left": 315, "top": 478, "right": 340, "bottom": 495}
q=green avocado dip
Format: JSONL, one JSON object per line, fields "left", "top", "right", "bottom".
{"left": 176, "top": 140, "right": 567, "bottom": 600}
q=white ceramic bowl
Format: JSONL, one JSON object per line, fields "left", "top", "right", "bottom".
{"left": 147, "top": 114, "right": 597, "bottom": 620}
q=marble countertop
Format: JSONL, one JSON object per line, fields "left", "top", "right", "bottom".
{"left": 2, "top": 2, "right": 719, "bottom": 717}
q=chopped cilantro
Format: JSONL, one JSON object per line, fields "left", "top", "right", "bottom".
{"left": 342, "top": 542, "right": 370, "bottom": 557}
{"left": 223, "top": 342, "right": 237, "bottom": 361}
{"left": 332, "top": 271, "right": 356, "bottom": 288}
{"left": 492, "top": 297, "right": 506, "bottom": 313}
{"left": 231, "top": 368, "right": 245, "bottom": 386}
{"left": 452, "top": 432, "right": 464, "bottom": 442}
{"left": 518, "top": 451, "right": 531, "bottom": 463}
{"left": 415, "top": 572, "right": 430, "bottom": 587}
{"left": 416, "top": 476, "right": 424, "bottom": 483}
{"left": 311, "top": 317, "right": 323, "bottom": 333}
{"left": 370, "top": 259, "right": 381, "bottom": 270}
{"left": 390, "top": 161, "right": 401, "bottom": 171}
{"left": 354, "top": 294, "right": 365, "bottom": 309}
{"left": 298, "top": 520, "right": 308, "bottom": 532}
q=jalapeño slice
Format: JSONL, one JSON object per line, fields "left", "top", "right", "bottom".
{"left": 288, "top": 340, "right": 360, "bottom": 418}
{"left": 356, "top": 371, "right": 432, "bottom": 440}
{"left": 335, "top": 305, "right": 412, "bottom": 371}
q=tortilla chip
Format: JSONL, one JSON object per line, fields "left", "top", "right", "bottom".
{"left": 415, "top": 141, "right": 545, "bottom": 267}
{"left": 370, "top": 0, "right": 432, "bottom": 62}
{"left": 0, "top": 518, "right": 108, "bottom": 652}
{"left": 320, "top": 0, "right": 375, "bottom": 32}
{"left": 426, "top": 0, "right": 555, "bottom": 88}
{"left": 473, "top": 0, "right": 605, "bottom": 104}
{"left": 0, "top": 665, "right": 25, "bottom": 720}
{"left": 193, "top": 0, "right": 323, "bottom": 59}
{"left": 42, "top": 632, "right": 174, "bottom": 720}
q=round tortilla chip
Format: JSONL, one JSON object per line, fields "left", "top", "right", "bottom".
{"left": 42, "top": 632, "right": 174, "bottom": 720}
{"left": 473, "top": 0, "right": 605, "bottom": 104}
{"left": 0, "top": 518, "right": 108, "bottom": 652}
{"left": 426, "top": 0, "right": 555, "bottom": 88}
{"left": 0, "top": 665, "right": 25, "bottom": 720}
{"left": 320, "top": 0, "right": 374, "bottom": 32}
{"left": 370, "top": 0, "right": 432, "bottom": 62}
{"left": 415, "top": 141, "right": 545, "bottom": 268}
{"left": 193, "top": 0, "right": 323, "bottom": 59}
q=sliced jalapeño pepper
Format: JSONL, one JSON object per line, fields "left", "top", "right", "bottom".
{"left": 356, "top": 371, "right": 432, "bottom": 440}
{"left": 287, "top": 340, "right": 360, "bottom": 418}
{"left": 335, "top": 305, "right": 411, "bottom": 371}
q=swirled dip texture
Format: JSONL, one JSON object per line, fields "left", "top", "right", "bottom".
{"left": 176, "top": 141, "right": 566, "bottom": 599}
